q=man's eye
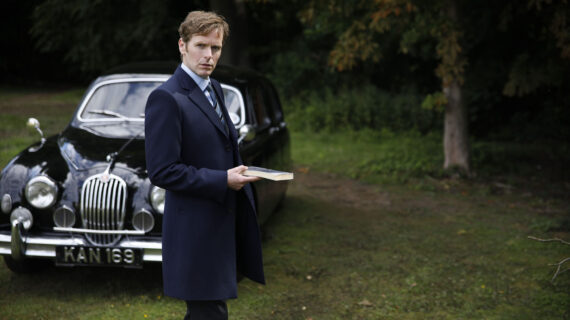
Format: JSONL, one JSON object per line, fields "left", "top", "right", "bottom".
{"left": 212, "top": 46, "right": 221, "bottom": 52}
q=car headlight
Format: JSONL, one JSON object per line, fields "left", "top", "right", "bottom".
{"left": 25, "top": 176, "right": 58, "bottom": 209}
{"left": 150, "top": 186, "right": 165, "bottom": 214}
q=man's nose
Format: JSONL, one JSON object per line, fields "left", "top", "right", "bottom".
{"left": 204, "top": 47, "right": 213, "bottom": 59}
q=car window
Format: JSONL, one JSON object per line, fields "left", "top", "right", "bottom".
{"left": 222, "top": 84, "right": 246, "bottom": 129}
{"left": 261, "top": 80, "right": 284, "bottom": 124}
{"left": 250, "top": 83, "right": 271, "bottom": 129}
{"left": 79, "top": 81, "right": 163, "bottom": 121}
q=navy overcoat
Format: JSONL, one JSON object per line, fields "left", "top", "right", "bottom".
{"left": 144, "top": 66, "right": 265, "bottom": 301}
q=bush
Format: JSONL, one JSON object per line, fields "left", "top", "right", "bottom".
{"left": 283, "top": 84, "right": 440, "bottom": 134}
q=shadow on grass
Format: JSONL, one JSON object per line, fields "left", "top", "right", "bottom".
{"left": 1, "top": 261, "right": 164, "bottom": 298}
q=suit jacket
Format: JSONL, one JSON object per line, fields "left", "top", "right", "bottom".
{"left": 145, "top": 66, "right": 265, "bottom": 301}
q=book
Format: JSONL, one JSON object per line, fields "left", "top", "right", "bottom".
{"left": 242, "top": 166, "right": 294, "bottom": 181}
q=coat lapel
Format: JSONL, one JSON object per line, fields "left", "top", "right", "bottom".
{"left": 175, "top": 67, "right": 229, "bottom": 138}
{"left": 211, "top": 80, "right": 238, "bottom": 142}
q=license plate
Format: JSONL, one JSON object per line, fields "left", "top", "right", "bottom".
{"left": 55, "top": 246, "right": 143, "bottom": 267}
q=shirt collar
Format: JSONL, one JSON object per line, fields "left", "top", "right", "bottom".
{"left": 180, "top": 63, "right": 210, "bottom": 91}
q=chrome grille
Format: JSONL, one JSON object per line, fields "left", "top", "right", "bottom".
{"left": 80, "top": 173, "right": 127, "bottom": 245}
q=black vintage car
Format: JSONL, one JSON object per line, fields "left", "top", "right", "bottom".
{"left": 0, "top": 64, "right": 291, "bottom": 273}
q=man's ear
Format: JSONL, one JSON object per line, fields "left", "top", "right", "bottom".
{"left": 178, "top": 38, "right": 186, "bottom": 55}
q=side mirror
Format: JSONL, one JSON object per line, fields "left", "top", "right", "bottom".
{"left": 26, "top": 117, "right": 46, "bottom": 152}
{"left": 238, "top": 125, "right": 255, "bottom": 144}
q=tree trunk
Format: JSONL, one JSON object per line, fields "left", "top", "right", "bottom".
{"left": 443, "top": 80, "right": 470, "bottom": 174}
{"left": 210, "top": 0, "right": 250, "bottom": 67}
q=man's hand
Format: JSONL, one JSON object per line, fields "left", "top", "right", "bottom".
{"left": 227, "top": 165, "right": 261, "bottom": 190}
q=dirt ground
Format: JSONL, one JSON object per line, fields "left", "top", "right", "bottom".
{"left": 291, "top": 167, "right": 392, "bottom": 210}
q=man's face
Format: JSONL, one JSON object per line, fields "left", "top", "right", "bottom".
{"left": 179, "top": 29, "right": 223, "bottom": 79}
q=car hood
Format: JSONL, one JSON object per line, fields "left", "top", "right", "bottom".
{"left": 59, "top": 126, "right": 146, "bottom": 175}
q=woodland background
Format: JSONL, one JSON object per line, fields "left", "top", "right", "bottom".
{"left": 2, "top": 0, "right": 569, "bottom": 172}
{"left": 0, "top": 0, "right": 570, "bottom": 154}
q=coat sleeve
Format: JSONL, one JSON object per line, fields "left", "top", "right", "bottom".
{"left": 145, "top": 88, "right": 227, "bottom": 203}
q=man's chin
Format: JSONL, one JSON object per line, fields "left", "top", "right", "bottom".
{"left": 199, "top": 66, "right": 214, "bottom": 75}
{"left": 187, "top": 65, "right": 214, "bottom": 78}
{"left": 197, "top": 71, "right": 213, "bottom": 78}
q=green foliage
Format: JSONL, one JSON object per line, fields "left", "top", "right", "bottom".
{"left": 284, "top": 85, "right": 440, "bottom": 135}
{"left": 30, "top": 0, "right": 195, "bottom": 76}
{"left": 421, "top": 91, "right": 447, "bottom": 112}
{"left": 281, "top": 0, "right": 570, "bottom": 143}
{"left": 3, "top": 0, "right": 569, "bottom": 147}
{"left": 502, "top": 54, "right": 565, "bottom": 97}
{"left": 263, "top": 39, "right": 333, "bottom": 100}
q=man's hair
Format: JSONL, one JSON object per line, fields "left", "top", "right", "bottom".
{"left": 178, "top": 11, "right": 230, "bottom": 44}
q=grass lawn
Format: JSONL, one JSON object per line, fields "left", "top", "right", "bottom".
{"left": 0, "top": 88, "right": 568, "bottom": 319}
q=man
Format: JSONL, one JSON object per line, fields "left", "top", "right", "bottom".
{"left": 144, "top": 11, "right": 264, "bottom": 319}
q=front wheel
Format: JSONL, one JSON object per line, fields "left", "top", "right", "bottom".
{"left": 3, "top": 256, "right": 48, "bottom": 273}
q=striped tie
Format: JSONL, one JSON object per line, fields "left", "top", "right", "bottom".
{"left": 206, "top": 83, "right": 227, "bottom": 129}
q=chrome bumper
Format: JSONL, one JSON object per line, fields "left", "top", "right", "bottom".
{"left": 0, "top": 221, "right": 162, "bottom": 263}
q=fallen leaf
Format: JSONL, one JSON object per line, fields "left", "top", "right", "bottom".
{"left": 358, "top": 299, "right": 373, "bottom": 307}
{"left": 298, "top": 167, "right": 310, "bottom": 173}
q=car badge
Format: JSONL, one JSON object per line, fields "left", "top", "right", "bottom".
{"left": 101, "top": 165, "right": 112, "bottom": 183}
{"left": 101, "top": 172, "right": 110, "bottom": 183}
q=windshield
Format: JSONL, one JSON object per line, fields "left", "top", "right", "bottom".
{"left": 77, "top": 79, "right": 245, "bottom": 127}
{"left": 79, "top": 80, "right": 162, "bottom": 121}
{"left": 74, "top": 78, "right": 247, "bottom": 138}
